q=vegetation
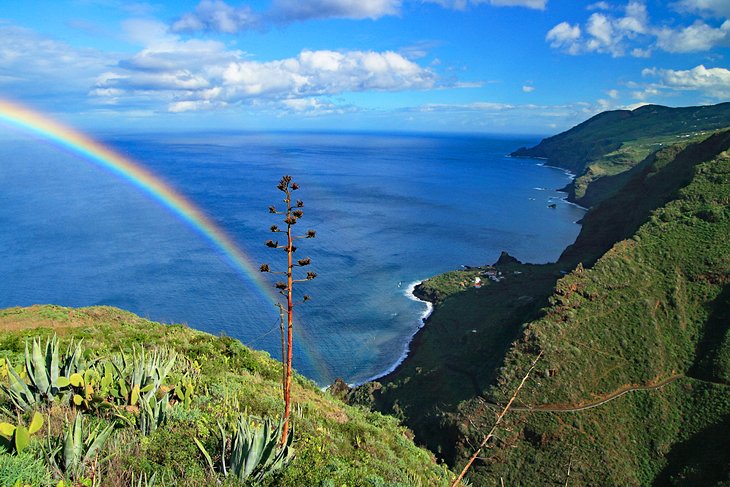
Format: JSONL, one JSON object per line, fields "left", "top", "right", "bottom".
{"left": 260, "top": 175, "right": 317, "bottom": 446}
{"left": 511, "top": 102, "right": 730, "bottom": 206}
{"left": 0, "top": 306, "right": 453, "bottom": 485}
{"left": 367, "top": 123, "right": 730, "bottom": 484}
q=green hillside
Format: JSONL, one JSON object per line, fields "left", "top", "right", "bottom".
{"left": 367, "top": 127, "right": 730, "bottom": 485}
{"left": 469, "top": 133, "right": 730, "bottom": 485}
{"left": 511, "top": 103, "right": 730, "bottom": 206}
{"left": 0, "top": 306, "right": 452, "bottom": 486}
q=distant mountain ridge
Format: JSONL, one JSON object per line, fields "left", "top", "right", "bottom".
{"left": 511, "top": 102, "right": 730, "bottom": 206}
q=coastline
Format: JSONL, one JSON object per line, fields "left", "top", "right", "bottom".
{"left": 356, "top": 280, "right": 434, "bottom": 386}
{"left": 360, "top": 156, "right": 584, "bottom": 387}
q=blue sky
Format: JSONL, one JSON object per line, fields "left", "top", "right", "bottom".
{"left": 1, "top": 0, "right": 729, "bottom": 134}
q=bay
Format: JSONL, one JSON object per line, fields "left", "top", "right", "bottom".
{"left": 0, "top": 131, "right": 584, "bottom": 385}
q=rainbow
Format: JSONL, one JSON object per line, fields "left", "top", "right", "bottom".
{"left": 0, "top": 98, "right": 278, "bottom": 305}
{"left": 0, "top": 98, "right": 334, "bottom": 383}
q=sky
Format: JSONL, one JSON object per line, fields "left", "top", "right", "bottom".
{"left": 1, "top": 0, "right": 729, "bottom": 134}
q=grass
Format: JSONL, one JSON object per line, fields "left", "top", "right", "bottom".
{"left": 463, "top": 133, "right": 730, "bottom": 484}
{"left": 0, "top": 306, "right": 454, "bottom": 486}
{"left": 371, "top": 129, "right": 730, "bottom": 485}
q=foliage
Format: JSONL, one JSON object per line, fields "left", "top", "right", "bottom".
{"left": 196, "top": 414, "right": 294, "bottom": 483}
{"left": 0, "top": 451, "right": 52, "bottom": 487}
{"left": 44, "top": 412, "right": 114, "bottom": 483}
{"left": 1, "top": 336, "right": 83, "bottom": 411}
{"left": 512, "top": 102, "right": 730, "bottom": 206}
{"left": 373, "top": 128, "right": 730, "bottom": 485}
{"left": 0, "top": 308, "right": 453, "bottom": 485}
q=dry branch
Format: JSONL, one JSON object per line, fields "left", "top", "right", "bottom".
{"left": 451, "top": 351, "right": 543, "bottom": 487}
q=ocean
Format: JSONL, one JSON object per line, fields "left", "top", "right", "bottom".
{"left": 0, "top": 131, "right": 584, "bottom": 385}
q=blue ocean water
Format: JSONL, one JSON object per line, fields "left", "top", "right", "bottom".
{"left": 0, "top": 131, "right": 584, "bottom": 385}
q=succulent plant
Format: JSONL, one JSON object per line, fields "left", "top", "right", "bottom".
{"left": 195, "top": 413, "right": 294, "bottom": 483}
{"left": 0, "top": 411, "right": 43, "bottom": 454}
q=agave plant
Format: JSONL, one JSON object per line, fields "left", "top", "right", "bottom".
{"left": 44, "top": 412, "right": 114, "bottom": 482}
{"left": 116, "top": 347, "right": 176, "bottom": 407}
{"left": 1, "top": 336, "right": 84, "bottom": 411}
{"left": 195, "top": 414, "right": 294, "bottom": 483}
{"left": 138, "top": 393, "right": 170, "bottom": 436}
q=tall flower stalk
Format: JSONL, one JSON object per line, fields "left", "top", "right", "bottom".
{"left": 260, "top": 175, "right": 316, "bottom": 445}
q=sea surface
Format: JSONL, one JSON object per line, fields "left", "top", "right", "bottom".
{"left": 0, "top": 131, "right": 585, "bottom": 385}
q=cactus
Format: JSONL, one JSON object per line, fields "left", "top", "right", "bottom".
{"left": 195, "top": 413, "right": 294, "bottom": 482}
{"left": 0, "top": 336, "right": 84, "bottom": 411}
{"left": 116, "top": 347, "right": 176, "bottom": 407}
{"left": 0, "top": 411, "right": 44, "bottom": 454}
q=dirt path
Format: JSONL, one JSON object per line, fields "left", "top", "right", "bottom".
{"left": 501, "top": 374, "right": 684, "bottom": 413}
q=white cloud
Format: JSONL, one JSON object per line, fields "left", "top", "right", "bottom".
{"left": 674, "top": 0, "right": 730, "bottom": 18}
{"left": 270, "top": 0, "right": 401, "bottom": 21}
{"left": 607, "top": 88, "right": 619, "bottom": 98}
{"left": 0, "top": 25, "right": 110, "bottom": 104}
{"left": 171, "top": 0, "right": 259, "bottom": 33}
{"left": 93, "top": 35, "right": 437, "bottom": 112}
{"left": 547, "top": 0, "right": 729, "bottom": 57}
{"left": 642, "top": 64, "right": 730, "bottom": 98}
{"left": 522, "top": 85, "right": 535, "bottom": 92}
{"left": 656, "top": 19, "right": 730, "bottom": 52}
{"left": 587, "top": 1, "right": 610, "bottom": 10}
{"left": 546, "top": 21, "right": 582, "bottom": 53}
{"left": 424, "top": 0, "right": 546, "bottom": 10}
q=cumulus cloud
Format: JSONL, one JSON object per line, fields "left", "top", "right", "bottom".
{"left": 546, "top": 22, "right": 582, "bottom": 53}
{"left": 547, "top": 0, "right": 729, "bottom": 56}
{"left": 642, "top": 64, "right": 730, "bottom": 98}
{"left": 270, "top": 0, "right": 401, "bottom": 21}
{"left": 547, "top": 1, "right": 649, "bottom": 56}
{"left": 92, "top": 33, "right": 437, "bottom": 112}
{"left": 655, "top": 19, "right": 730, "bottom": 52}
{"left": 522, "top": 85, "right": 535, "bottom": 92}
{"left": 171, "top": 0, "right": 259, "bottom": 33}
{"left": 423, "top": 0, "right": 546, "bottom": 10}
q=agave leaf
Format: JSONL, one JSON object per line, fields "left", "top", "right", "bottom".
{"left": 82, "top": 423, "right": 113, "bottom": 466}
{"left": 0, "top": 422, "right": 16, "bottom": 438}
{"left": 50, "top": 336, "right": 60, "bottom": 387}
{"left": 64, "top": 414, "right": 83, "bottom": 474}
{"left": 5, "top": 359, "right": 35, "bottom": 410}
{"left": 193, "top": 437, "right": 215, "bottom": 473}
{"left": 29, "top": 411, "right": 44, "bottom": 435}
{"left": 31, "top": 338, "right": 51, "bottom": 396}
{"left": 218, "top": 422, "right": 228, "bottom": 477}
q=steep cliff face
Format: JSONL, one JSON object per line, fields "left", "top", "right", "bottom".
{"left": 370, "top": 127, "right": 730, "bottom": 485}
{"left": 466, "top": 132, "right": 730, "bottom": 485}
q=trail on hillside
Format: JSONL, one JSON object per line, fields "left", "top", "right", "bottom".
{"left": 486, "top": 374, "right": 684, "bottom": 413}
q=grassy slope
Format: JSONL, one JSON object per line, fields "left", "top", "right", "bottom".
{"left": 370, "top": 129, "right": 730, "bottom": 485}
{"left": 511, "top": 103, "right": 730, "bottom": 206}
{"left": 460, "top": 135, "right": 730, "bottom": 485}
{"left": 0, "top": 306, "right": 453, "bottom": 486}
